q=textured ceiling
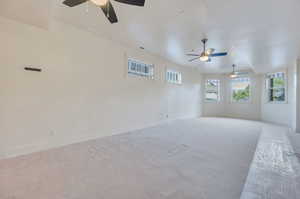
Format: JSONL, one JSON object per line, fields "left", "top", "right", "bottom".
{"left": 0, "top": 0, "right": 300, "bottom": 73}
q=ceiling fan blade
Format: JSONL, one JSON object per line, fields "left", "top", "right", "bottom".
{"left": 100, "top": 1, "right": 118, "bottom": 24}
{"left": 113, "top": 0, "right": 145, "bottom": 6}
{"left": 210, "top": 52, "right": 228, "bottom": 57}
{"left": 236, "top": 72, "right": 249, "bottom": 75}
{"left": 186, "top": 53, "right": 200, "bottom": 56}
{"left": 189, "top": 57, "right": 200, "bottom": 62}
{"left": 63, "top": 0, "right": 88, "bottom": 7}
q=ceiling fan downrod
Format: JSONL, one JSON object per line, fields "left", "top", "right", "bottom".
{"left": 202, "top": 38, "right": 208, "bottom": 52}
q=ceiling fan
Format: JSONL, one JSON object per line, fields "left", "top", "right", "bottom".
{"left": 186, "top": 39, "right": 228, "bottom": 62}
{"left": 63, "top": 0, "right": 145, "bottom": 24}
{"left": 229, "top": 64, "right": 249, "bottom": 78}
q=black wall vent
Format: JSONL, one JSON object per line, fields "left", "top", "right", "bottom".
{"left": 24, "top": 67, "right": 42, "bottom": 72}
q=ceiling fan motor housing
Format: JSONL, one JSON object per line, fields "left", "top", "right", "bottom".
{"left": 201, "top": 38, "right": 208, "bottom": 44}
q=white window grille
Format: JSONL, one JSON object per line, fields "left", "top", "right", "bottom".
{"left": 128, "top": 59, "right": 154, "bottom": 79}
{"left": 166, "top": 70, "right": 182, "bottom": 84}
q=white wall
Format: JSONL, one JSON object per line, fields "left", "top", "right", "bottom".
{"left": 202, "top": 73, "right": 262, "bottom": 121}
{"left": 261, "top": 64, "right": 297, "bottom": 129}
{"left": 0, "top": 17, "right": 203, "bottom": 159}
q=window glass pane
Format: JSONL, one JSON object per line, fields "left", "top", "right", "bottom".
{"left": 269, "top": 88, "right": 285, "bottom": 102}
{"left": 133, "top": 63, "right": 137, "bottom": 71}
{"left": 137, "top": 64, "right": 141, "bottom": 73}
{"left": 273, "top": 78, "right": 285, "bottom": 88}
{"left": 178, "top": 74, "right": 182, "bottom": 84}
{"left": 144, "top": 65, "right": 149, "bottom": 74}
{"left": 205, "top": 80, "right": 220, "bottom": 102}
{"left": 269, "top": 73, "right": 285, "bottom": 89}
{"left": 231, "top": 77, "right": 250, "bottom": 102}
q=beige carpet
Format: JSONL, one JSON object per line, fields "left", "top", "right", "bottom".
{"left": 0, "top": 118, "right": 262, "bottom": 199}
{"left": 241, "top": 124, "right": 300, "bottom": 199}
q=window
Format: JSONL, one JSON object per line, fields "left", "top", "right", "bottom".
{"left": 266, "top": 71, "right": 286, "bottom": 103}
{"left": 205, "top": 79, "right": 220, "bottom": 102}
{"left": 128, "top": 59, "right": 154, "bottom": 79}
{"left": 166, "top": 70, "right": 182, "bottom": 84}
{"left": 231, "top": 77, "right": 251, "bottom": 103}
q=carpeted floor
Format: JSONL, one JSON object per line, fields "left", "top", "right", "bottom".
{"left": 0, "top": 118, "right": 263, "bottom": 199}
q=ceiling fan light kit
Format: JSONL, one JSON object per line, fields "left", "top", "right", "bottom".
{"left": 230, "top": 73, "right": 238, "bottom": 78}
{"left": 199, "top": 53, "right": 209, "bottom": 62}
{"left": 90, "top": 0, "right": 108, "bottom": 6}
{"left": 63, "top": 0, "right": 145, "bottom": 24}
{"left": 229, "top": 64, "right": 249, "bottom": 78}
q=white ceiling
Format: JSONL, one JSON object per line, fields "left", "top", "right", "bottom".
{"left": 1, "top": 0, "right": 300, "bottom": 73}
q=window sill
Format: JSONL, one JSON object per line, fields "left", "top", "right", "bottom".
{"left": 265, "top": 101, "right": 288, "bottom": 105}
{"left": 204, "top": 101, "right": 222, "bottom": 104}
{"left": 230, "top": 100, "right": 252, "bottom": 104}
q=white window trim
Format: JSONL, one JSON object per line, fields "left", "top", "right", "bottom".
{"left": 127, "top": 58, "right": 154, "bottom": 79}
{"left": 166, "top": 69, "right": 182, "bottom": 85}
{"left": 230, "top": 76, "right": 252, "bottom": 104}
{"left": 264, "top": 70, "right": 288, "bottom": 104}
{"left": 204, "top": 79, "right": 221, "bottom": 103}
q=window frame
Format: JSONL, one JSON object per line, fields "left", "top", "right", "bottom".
{"left": 127, "top": 58, "right": 154, "bottom": 79}
{"left": 166, "top": 69, "right": 182, "bottom": 85}
{"left": 204, "top": 79, "right": 221, "bottom": 103}
{"left": 265, "top": 70, "right": 288, "bottom": 104}
{"left": 230, "top": 76, "right": 252, "bottom": 104}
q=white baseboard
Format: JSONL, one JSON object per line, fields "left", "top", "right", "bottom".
{"left": 0, "top": 115, "right": 200, "bottom": 160}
